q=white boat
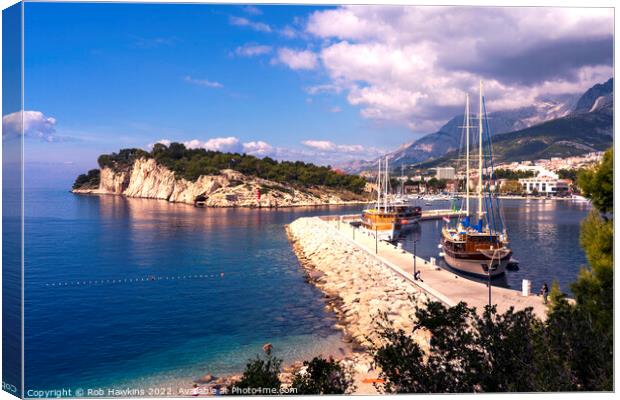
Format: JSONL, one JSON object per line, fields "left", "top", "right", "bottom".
{"left": 571, "top": 194, "right": 590, "bottom": 203}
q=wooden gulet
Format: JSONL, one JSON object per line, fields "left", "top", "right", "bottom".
{"left": 440, "top": 81, "right": 512, "bottom": 278}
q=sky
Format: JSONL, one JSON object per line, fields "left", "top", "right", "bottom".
{"left": 1, "top": 2, "right": 614, "bottom": 186}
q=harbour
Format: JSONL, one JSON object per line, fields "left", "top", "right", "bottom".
{"left": 23, "top": 189, "right": 591, "bottom": 391}
{"left": 315, "top": 213, "right": 547, "bottom": 317}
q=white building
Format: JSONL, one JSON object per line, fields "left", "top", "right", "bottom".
{"left": 435, "top": 167, "right": 456, "bottom": 180}
{"left": 518, "top": 168, "right": 570, "bottom": 195}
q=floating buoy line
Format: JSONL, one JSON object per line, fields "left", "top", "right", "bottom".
{"left": 44, "top": 272, "right": 232, "bottom": 288}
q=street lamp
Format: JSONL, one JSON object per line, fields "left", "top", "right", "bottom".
{"left": 375, "top": 226, "right": 378, "bottom": 254}
{"left": 480, "top": 248, "right": 501, "bottom": 308}
{"left": 411, "top": 225, "right": 421, "bottom": 281}
{"left": 413, "top": 239, "right": 418, "bottom": 280}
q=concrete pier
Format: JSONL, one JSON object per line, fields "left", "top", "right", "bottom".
{"left": 320, "top": 215, "right": 548, "bottom": 318}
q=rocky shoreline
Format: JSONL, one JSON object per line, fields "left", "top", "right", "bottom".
{"left": 285, "top": 217, "right": 432, "bottom": 383}
{"left": 72, "top": 158, "right": 371, "bottom": 208}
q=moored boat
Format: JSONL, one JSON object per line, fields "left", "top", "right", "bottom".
{"left": 360, "top": 157, "right": 402, "bottom": 241}
{"left": 440, "top": 82, "right": 512, "bottom": 278}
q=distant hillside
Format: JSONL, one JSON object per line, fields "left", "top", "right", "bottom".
{"left": 574, "top": 78, "right": 613, "bottom": 113}
{"left": 415, "top": 105, "right": 612, "bottom": 169}
{"left": 338, "top": 92, "right": 580, "bottom": 174}
{"left": 339, "top": 78, "right": 612, "bottom": 174}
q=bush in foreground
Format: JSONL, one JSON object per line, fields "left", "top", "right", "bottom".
{"left": 291, "top": 356, "right": 355, "bottom": 394}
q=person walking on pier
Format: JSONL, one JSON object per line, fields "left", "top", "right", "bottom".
{"left": 540, "top": 282, "right": 549, "bottom": 304}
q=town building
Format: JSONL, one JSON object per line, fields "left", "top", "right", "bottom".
{"left": 435, "top": 167, "right": 456, "bottom": 180}
{"left": 518, "top": 169, "right": 570, "bottom": 195}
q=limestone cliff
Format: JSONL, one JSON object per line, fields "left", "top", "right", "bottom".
{"left": 73, "top": 158, "right": 367, "bottom": 207}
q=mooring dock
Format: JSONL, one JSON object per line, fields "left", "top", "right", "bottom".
{"left": 319, "top": 212, "right": 548, "bottom": 318}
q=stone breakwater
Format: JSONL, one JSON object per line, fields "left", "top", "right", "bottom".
{"left": 73, "top": 158, "right": 368, "bottom": 208}
{"left": 287, "top": 217, "right": 430, "bottom": 350}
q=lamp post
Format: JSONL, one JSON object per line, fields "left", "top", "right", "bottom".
{"left": 375, "top": 226, "right": 378, "bottom": 254}
{"left": 481, "top": 249, "right": 500, "bottom": 308}
{"left": 413, "top": 239, "right": 418, "bottom": 280}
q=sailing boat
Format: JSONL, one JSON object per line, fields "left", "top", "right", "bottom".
{"left": 360, "top": 157, "right": 402, "bottom": 241}
{"left": 440, "top": 82, "right": 512, "bottom": 277}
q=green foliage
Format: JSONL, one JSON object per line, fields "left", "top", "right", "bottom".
{"left": 97, "top": 148, "right": 151, "bottom": 171}
{"left": 540, "top": 296, "right": 613, "bottom": 390}
{"left": 72, "top": 169, "right": 100, "bottom": 189}
{"left": 93, "top": 143, "right": 367, "bottom": 193}
{"left": 372, "top": 301, "right": 482, "bottom": 393}
{"left": 494, "top": 168, "right": 535, "bottom": 180}
{"left": 290, "top": 356, "right": 355, "bottom": 394}
{"left": 578, "top": 148, "right": 613, "bottom": 215}
{"left": 568, "top": 149, "right": 613, "bottom": 369}
{"left": 372, "top": 297, "right": 612, "bottom": 393}
{"left": 499, "top": 180, "right": 523, "bottom": 194}
{"left": 426, "top": 178, "right": 447, "bottom": 192}
{"left": 371, "top": 301, "right": 542, "bottom": 393}
{"left": 557, "top": 168, "right": 581, "bottom": 182}
{"left": 231, "top": 353, "right": 282, "bottom": 393}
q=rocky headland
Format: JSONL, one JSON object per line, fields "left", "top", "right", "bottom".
{"left": 72, "top": 158, "right": 369, "bottom": 208}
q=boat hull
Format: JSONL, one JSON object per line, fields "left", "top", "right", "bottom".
{"left": 360, "top": 225, "right": 401, "bottom": 241}
{"left": 442, "top": 250, "right": 510, "bottom": 277}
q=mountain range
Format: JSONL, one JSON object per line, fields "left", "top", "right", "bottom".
{"left": 339, "top": 78, "right": 613, "bottom": 174}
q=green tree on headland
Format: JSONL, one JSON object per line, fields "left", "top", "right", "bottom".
{"left": 78, "top": 142, "right": 368, "bottom": 194}
{"left": 72, "top": 169, "right": 100, "bottom": 190}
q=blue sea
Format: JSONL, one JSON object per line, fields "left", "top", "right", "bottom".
{"left": 21, "top": 189, "right": 590, "bottom": 392}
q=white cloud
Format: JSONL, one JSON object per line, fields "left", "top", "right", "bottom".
{"left": 2, "top": 110, "right": 64, "bottom": 142}
{"left": 235, "top": 44, "right": 272, "bottom": 57}
{"left": 184, "top": 76, "right": 224, "bottom": 88}
{"left": 146, "top": 137, "right": 384, "bottom": 166}
{"left": 303, "top": 6, "right": 613, "bottom": 132}
{"left": 243, "top": 140, "right": 274, "bottom": 156}
{"left": 275, "top": 48, "right": 319, "bottom": 70}
{"left": 329, "top": 106, "right": 342, "bottom": 113}
{"left": 302, "top": 140, "right": 365, "bottom": 154}
{"left": 229, "top": 16, "right": 272, "bottom": 33}
{"left": 152, "top": 137, "right": 277, "bottom": 156}
{"left": 196, "top": 137, "right": 242, "bottom": 152}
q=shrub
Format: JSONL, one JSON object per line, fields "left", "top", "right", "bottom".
{"left": 72, "top": 169, "right": 100, "bottom": 189}
{"left": 291, "top": 356, "right": 355, "bottom": 394}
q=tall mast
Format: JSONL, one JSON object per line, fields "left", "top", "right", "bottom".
{"left": 377, "top": 158, "right": 381, "bottom": 209}
{"left": 478, "top": 81, "right": 483, "bottom": 222}
{"left": 465, "top": 94, "right": 470, "bottom": 216}
{"left": 401, "top": 164, "right": 404, "bottom": 196}
{"left": 384, "top": 157, "right": 389, "bottom": 210}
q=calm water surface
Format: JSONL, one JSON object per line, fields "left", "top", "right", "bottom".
{"left": 23, "top": 190, "right": 590, "bottom": 391}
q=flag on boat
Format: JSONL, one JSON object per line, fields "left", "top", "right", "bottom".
{"left": 443, "top": 216, "right": 451, "bottom": 223}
